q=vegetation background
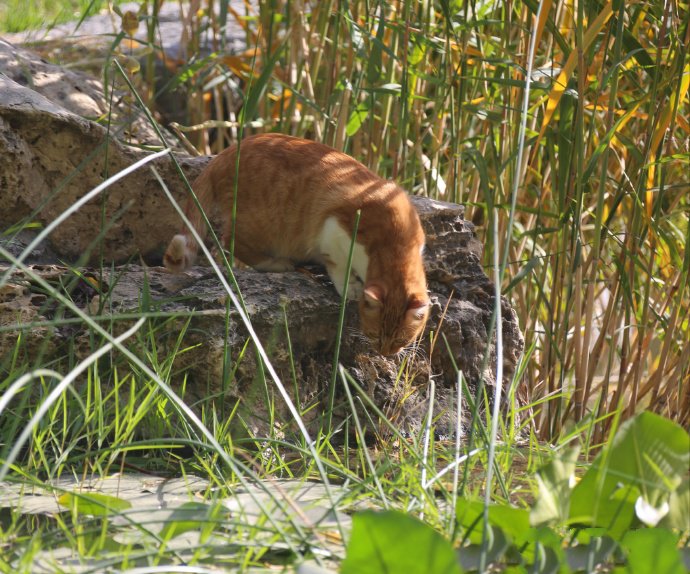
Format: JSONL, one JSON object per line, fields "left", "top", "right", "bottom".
{"left": 0, "top": 0, "right": 688, "bottom": 572}
{"left": 103, "top": 0, "right": 688, "bottom": 439}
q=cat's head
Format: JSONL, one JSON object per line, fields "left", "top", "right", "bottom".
{"left": 163, "top": 234, "right": 197, "bottom": 272}
{"left": 358, "top": 283, "right": 429, "bottom": 356}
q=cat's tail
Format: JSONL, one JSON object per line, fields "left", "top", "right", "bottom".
{"left": 163, "top": 145, "right": 232, "bottom": 272}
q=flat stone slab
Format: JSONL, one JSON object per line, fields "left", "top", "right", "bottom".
{"left": 2, "top": 474, "right": 347, "bottom": 573}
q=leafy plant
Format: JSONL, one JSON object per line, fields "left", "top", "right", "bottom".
{"left": 0, "top": 0, "right": 688, "bottom": 572}
{"left": 343, "top": 412, "right": 690, "bottom": 572}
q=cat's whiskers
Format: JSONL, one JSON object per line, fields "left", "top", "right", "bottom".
{"left": 405, "top": 341, "right": 428, "bottom": 361}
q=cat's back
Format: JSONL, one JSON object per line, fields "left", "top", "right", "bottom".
{"left": 236, "top": 133, "right": 365, "bottom": 172}
{"left": 221, "top": 133, "right": 382, "bottom": 202}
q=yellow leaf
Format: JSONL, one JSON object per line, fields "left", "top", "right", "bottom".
{"left": 121, "top": 10, "right": 139, "bottom": 37}
{"left": 535, "top": 2, "right": 614, "bottom": 150}
{"left": 533, "top": 0, "right": 554, "bottom": 63}
{"left": 220, "top": 55, "right": 254, "bottom": 77}
{"left": 646, "top": 62, "right": 690, "bottom": 216}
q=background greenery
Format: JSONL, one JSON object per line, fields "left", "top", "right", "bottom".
{"left": 0, "top": 0, "right": 688, "bottom": 572}
{"left": 121, "top": 0, "right": 687, "bottom": 439}
{"left": 0, "top": 0, "right": 127, "bottom": 32}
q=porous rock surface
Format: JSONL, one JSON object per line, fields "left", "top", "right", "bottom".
{"left": 0, "top": 40, "right": 524, "bottom": 438}
{"left": 0, "top": 72, "right": 203, "bottom": 263}
{"left": 0, "top": 38, "right": 174, "bottom": 146}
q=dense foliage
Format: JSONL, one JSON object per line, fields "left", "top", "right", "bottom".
{"left": 1, "top": 0, "right": 688, "bottom": 572}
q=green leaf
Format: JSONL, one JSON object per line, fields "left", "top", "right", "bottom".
{"left": 456, "top": 498, "right": 531, "bottom": 545}
{"left": 240, "top": 40, "right": 286, "bottom": 124}
{"left": 565, "top": 532, "right": 617, "bottom": 572}
{"left": 409, "top": 40, "right": 426, "bottom": 66}
{"left": 531, "top": 446, "right": 580, "bottom": 526}
{"left": 659, "top": 478, "right": 690, "bottom": 531}
{"left": 621, "top": 529, "right": 685, "bottom": 574}
{"left": 505, "top": 256, "right": 541, "bottom": 294}
{"left": 456, "top": 525, "right": 511, "bottom": 571}
{"left": 59, "top": 491, "right": 132, "bottom": 516}
{"left": 345, "top": 101, "right": 370, "bottom": 137}
{"left": 364, "top": 83, "right": 402, "bottom": 95}
{"left": 519, "top": 527, "right": 567, "bottom": 574}
{"left": 569, "top": 412, "right": 689, "bottom": 537}
{"left": 366, "top": 10, "right": 386, "bottom": 84}
{"left": 342, "top": 510, "right": 462, "bottom": 574}
{"left": 159, "top": 501, "right": 226, "bottom": 540}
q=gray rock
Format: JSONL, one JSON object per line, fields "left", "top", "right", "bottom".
{"left": 0, "top": 38, "right": 176, "bottom": 146}
{"left": 0, "top": 72, "right": 207, "bottom": 263}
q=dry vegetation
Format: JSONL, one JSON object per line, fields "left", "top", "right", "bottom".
{"left": 1, "top": 3, "right": 688, "bottom": 571}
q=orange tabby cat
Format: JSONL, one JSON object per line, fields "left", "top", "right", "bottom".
{"left": 164, "top": 133, "right": 429, "bottom": 355}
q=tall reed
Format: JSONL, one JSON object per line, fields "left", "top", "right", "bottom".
{"left": 147, "top": 0, "right": 688, "bottom": 440}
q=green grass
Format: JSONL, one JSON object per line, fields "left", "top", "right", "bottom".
{"left": 1, "top": 0, "right": 689, "bottom": 571}
{"left": 0, "top": 0, "right": 127, "bottom": 34}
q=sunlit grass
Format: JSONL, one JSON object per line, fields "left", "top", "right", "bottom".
{"left": 0, "top": 0, "right": 688, "bottom": 571}
{"left": 0, "top": 0, "right": 126, "bottom": 33}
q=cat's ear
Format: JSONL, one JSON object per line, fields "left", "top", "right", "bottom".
{"left": 407, "top": 296, "right": 429, "bottom": 321}
{"left": 363, "top": 284, "right": 385, "bottom": 308}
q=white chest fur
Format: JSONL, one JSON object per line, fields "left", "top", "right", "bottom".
{"left": 317, "top": 216, "right": 369, "bottom": 299}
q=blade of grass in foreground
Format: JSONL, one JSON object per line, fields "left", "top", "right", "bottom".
{"left": 0, "top": 246, "right": 319, "bottom": 551}
{"left": 327, "top": 209, "right": 362, "bottom": 431}
{"left": 151, "top": 167, "right": 346, "bottom": 536}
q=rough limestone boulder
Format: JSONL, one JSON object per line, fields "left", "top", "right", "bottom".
{"left": 0, "top": 38, "right": 172, "bottom": 146}
{"left": 0, "top": 41, "right": 524, "bottom": 438}
{"left": 0, "top": 72, "right": 203, "bottom": 263}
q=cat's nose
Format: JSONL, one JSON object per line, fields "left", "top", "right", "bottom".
{"left": 380, "top": 343, "right": 402, "bottom": 356}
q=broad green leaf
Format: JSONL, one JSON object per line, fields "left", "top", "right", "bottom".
{"left": 341, "top": 510, "right": 462, "bottom": 574}
{"left": 345, "top": 101, "right": 370, "bottom": 137}
{"left": 456, "top": 525, "right": 510, "bottom": 572}
{"left": 659, "top": 478, "right": 690, "bottom": 532}
{"left": 569, "top": 412, "right": 689, "bottom": 537}
{"left": 59, "top": 491, "right": 131, "bottom": 516}
{"left": 621, "top": 529, "right": 685, "bottom": 574}
{"left": 531, "top": 446, "right": 580, "bottom": 527}
{"left": 565, "top": 534, "right": 617, "bottom": 572}
{"left": 456, "top": 498, "right": 531, "bottom": 545}
{"left": 520, "top": 527, "right": 568, "bottom": 574}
